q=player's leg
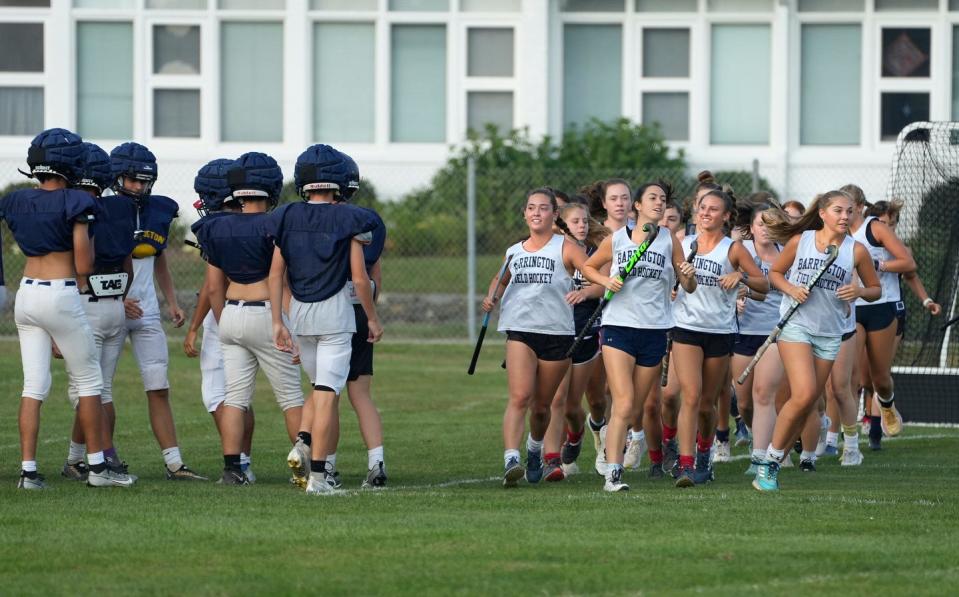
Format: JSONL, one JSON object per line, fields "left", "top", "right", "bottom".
{"left": 503, "top": 339, "right": 537, "bottom": 487}
{"left": 672, "top": 340, "right": 704, "bottom": 487}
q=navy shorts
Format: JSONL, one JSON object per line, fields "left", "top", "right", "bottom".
{"left": 601, "top": 325, "right": 668, "bottom": 367}
{"left": 507, "top": 331, "right": 574, "bottom": 362}
{"left": 855, "top": 302, "right": 896, "bottom": 332}
{"left": 671, "top": 327, "right": 735, "bottom": 359}
{"left": 733, "top": 333, "right": 767, "bottom": 357}
{"left": 348, "top": 305, "right": 374, "bottom": 381}
{"left": 570, "top": 332, "right": 601, "bottom": 366}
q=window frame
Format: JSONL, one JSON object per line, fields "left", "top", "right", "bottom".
{"left": 147, "top": 18, "right": 205, "bottom": 140}
{"left": 0, "top": 13, "right": 47, "bottom": 138}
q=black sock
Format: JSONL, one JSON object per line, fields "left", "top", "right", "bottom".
{"left": 89, "top": 462, "right": 106, "bottom": 473}
{"left": 310, "top": 460, "right": 327, "bottom": 474}
{"left": 730, "top": 395, "right": 740, "bottom": 419}
{"left": 869, "top": 416, "right": 882, "bottom": 440}
{"left": 716, "top": 429, "right": 730, "bottom": 443}
{"left": 877, "top": 396, "right": 894, "bottom": 408}
{"left": 297, "top": 431, "right": 312, "bottom": 446}
{"left": 22, "top": 470, "right": 38, "bottom": 479}
{"left": 224, "top": 454, "right": 242, "bottom": 472}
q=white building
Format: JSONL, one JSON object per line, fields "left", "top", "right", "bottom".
{"left": 0, "top": 0, "right": 956, "bottom": 207}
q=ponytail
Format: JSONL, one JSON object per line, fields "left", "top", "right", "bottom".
{"left": 764, "top": 190, "right": 850, "bottom": 243}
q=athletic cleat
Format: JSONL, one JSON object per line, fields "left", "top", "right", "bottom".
{"left": 734, "top": 419, "right": 750, "bottom": 447}
{"left": 693, "top": 451, "right": 714, "bottom": 484}
{"left": 362, "top": 461, "right": 388, "bottom": 488}
{"left": 823, "top": 444, "right": 839, "bottom": 457}
{"left": 799, "top": 459, "right": 816, "bottom": 472}
{"left": 744, "top": 459, "right": 761, "bottom": 476}
{"left": 61, "top": 461, "right": 89, "bottom": 482}
{"left": 603, "top": 466, "right": 629, "bottom": 492}
{"left": 88, "top": 468, "right": 136, "bottom": 488}
{"left": 793, "top": 439, "right": 802, "bottom": 455}
{"left": 106, "top": 457, "right": 137, "bottom": 482}
{"left": 869, "top": 436, "right": 882, "bottom": 451}
{"left": 561, "top": 439, "right": 582, "bottom": 466}
{"left": 287, "top": 439, "right": 310, "bottom": 489}
{"left": 17, "top": 471, "right": 47, "bottom": 490}
{"left": 503, "top": 456, "right": 524, "bottom": 488}
{"left": 544, "top": 457, "right": 565, "bottom": 482}
{"left": 816, "top": 415, "right": 831, "bottom": 456}
{"left": 663, "top": 439, "right": 679, "bottom": 478}
{"left": 752, "top": 461, "right": 780, "bottom": 492}
{"left": 218, "top": 469, "right": 250, "bottom": 486}
{"left": 166, "top": 465, "right": 208, "bottom": 481}
{"left": 623, "top": 434, "right": 645, "bottom": 470}
{"left": 594, "top": 425, "right": 607, "bottom": 476}
{"left": 324, "top": 465, "right": 343, "bottom": 489}
{"left": 305, "top": 472, "right": 336, "bottom": 495}
{"left": 879, "top": 404, "right": 903, "bottom": 437}
{"left": 674, "top": 466, "right": 695, "bottom": 488}
{"left": 780, "top": 454, "right": 794, "bottom": 468}
{"left": 525, "top": 450, "right": 544, "bottom": 484}
{"left": 561, "top": 461, "right": 580, "bottom": 476}
{"left": 241, "top": 464, "right": 255, "bottom": 484}
{"left": 648, "top": 462, "right": 664, "bottom": 480}
{"left": 841, "top": 447, "right": 864, "bottom": 466}
{"left": 712, "top": 441, "right": 731, "bottom": 463}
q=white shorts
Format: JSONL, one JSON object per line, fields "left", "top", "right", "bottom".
{"left": 200, "top": 311, "right": 226, "bottom": 412}
{"left": 296, "top": 331, "right": 353, "bottom": 395}
{"left": 15, "top": 279, "right": 103, "bottom": 400}
{"left": 122, "top": 315, "right": 170, "bottom": 392}
{"left": 67, "top": 296, "right": 125, "bottom": 408}
{"left": 219, "top": 302, "right": 304, "bottom": 411}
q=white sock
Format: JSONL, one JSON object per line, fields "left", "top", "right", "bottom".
{"left": 504, "top": 449, "right": 521, "bottom": 467}
{"left": 22, "top": 460, "right": 37, "bottom": 473}
{"left": 765, "top": 445, "right": 785, "bottom": 463}
{"left": 326, "top": 453, "right": 337, "bottom": 469}
{"left": 825, "top": 431, "right": 839, "bottom": 447}
{"left": 821, "top": 414, "right": 831, "bottom": 429}
{"left": 67, "top": 441, "right": 86, "bottom": 465}
{"left": 368, "top": 446, "right": 384, "bottom": 469}
{"left": 751, "top": 448, "right": 765, "bottom": 461}
{"left": 526, "top": 434, "right": 543, "bottom": 453}
{"left": 88, "top": 451, "right": 105, "bottom": 466}
{"left": 843, "top": 432, "right": 859, "bottom": 449}
{"left": 240, "top": 452, "right": 250, "bottom": 467}
{"left": 162, "top": 447, "right": 183, "bottom": 470}
{"left": 629, "top": 429, "right": 645, "bottom": 442}
{"left": 800, "top": 450, "right": 816, "bottom": 462}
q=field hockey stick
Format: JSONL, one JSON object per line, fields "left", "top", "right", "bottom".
{"left": 565, "top": 223, "right": 659, "bottom": 358}
{"left": 467, "top": 254, "right": 514, "bottom": 375}
{"left": 736, "top": 244, "right": 838, "bottom": 385}
{"left": 941, "top": 313, "right": 959, "bottom": 331}
{"left": 661, "top": 240, "right": 699, "bottom": 386}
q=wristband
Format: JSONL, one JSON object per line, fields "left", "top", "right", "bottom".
{"left": 922, "top": 298, "right": 933, "bottom": 307}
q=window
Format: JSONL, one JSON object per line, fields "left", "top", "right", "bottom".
{"left": 389, "top": 0, "right": 448, "bottom": 11}
{"left": 636, "top": 0, "right": 696, "bottom": 11}
{"left": 74, "top": 0, "right": 127, "bottom": 7}
{"left": 77, "top": 22, "right": 133, "bottom": 139}
{"left": 219, "top": 0, "right": 284, "bottom": 8}
{"left": 468, "top": 92, "right": 513, "bottom": 134}
{"left": 801, "top": 24, "right": 861, "bottom": 145}
{"left": 391, "top": 25, "right": 446, "bottom": 142}
{"left": 953, "top": 26, "right": 959, "bottom": 120}
{"left": 220, "top": 22, "right": 283, "bottom": 142}
{"left": 154, "top": 89, "right": 200, "bottom": 137}
{"left": 643, "top": 92, "right": 688, "bottom": 141}
{"left": 468, "top": 28, "right": 513, "bottom": 78}
{"left": 0, "top": 23, "right": 43, "bottom": 72}
{"left": 0, "top": 0, "right": 49, "bottom": 5}
{"left": 146, "top": 0, "right": 207, "bottom": 8}
{"left": 875, "top": 0, "right": 937, "bottom": 10}
{"left": 563, "top": 24, "right": 622, "bottom": 130}
{"left": 882, "top": 28, "right": 930, "bottom": 78}
{"left": 798, "top": 0, "right": 863, "bottom": 10}
{"left": 643, "top": 29, "right": 689, "bottom": 78}
{"left": 707, "top": 0, "right": 773, "bottom": 11}
{"left": 153, "top": 25, "right": 200, "bottom": 75}
{"left": 711, "top": 24, "right": 770, "bottom": 145}
{"left": 881, "top": 93, "right": 929, "bottom": 141}
{"left": 311, "top": 0, "right": 376, "bottom": 8}
{"left": 461, "top": 0, "right": 520, "bottom": 11}
{"left": 878, "top": 27, "right": 931, "bottom": 142}
{"left": 465, "top": 28, "right": 515, "bottom": 136}
{"left": 0, "top": 87, "right": 43, "bottom": 135}
{"left": 560, "top": 0, "right": 623, "bottom": 12}
{"left": 314, "top": 23, "right": 375, "bottom": 142}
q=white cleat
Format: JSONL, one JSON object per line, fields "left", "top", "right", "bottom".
{"left": 624, "top": 434, "right": 646, "bottom": 470}
{"left": 305, "top": 472, "right": 337, "bottom": 495}
{"left": 712, "top": 441, "right": 731, "bottom": 463}
{"left": 87, "top": 468, "right": 136, "bottom": 488}
{"left": 287, "top": 439, "right": 310, "bottom": 489}
{"left": 603, "top": 467, "right": 629, "bottom": 492}
{"left": 594, "top": 425, "right": 608, "bottom": 476}
{"left": 841, "top": 447, "right": 864, "bottom": 466}
{"left": 561, "top": 461, "right": 580, "bottom": 476}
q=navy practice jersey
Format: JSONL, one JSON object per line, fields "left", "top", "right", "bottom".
{"left": 91, "top": 193, "right": 138, "bottom": 271}
{"left": 193, "top": 212, "right": 276, "bottom": 284}
{"left": 272, "top": 202, "right": 379, "bottom": 303}
{"left": 361, "top": 208, "right": 386, "bottom": 272}
{"left": 131, "top": 195, "right": 179, "bottom": 258}
{"left": 0, "top": 188, "right": 98, "bottom": 256}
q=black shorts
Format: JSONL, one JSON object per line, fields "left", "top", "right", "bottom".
{"left": 895, "top": 301, "right": 906, "bottom": 337}
{"left": 570, "top": 332, "right": 601, "bottom": 366}
{"left": 506, "top": 331, "right": 574, "bottom": 362}
{"left": 348, "top": 305, "right": 374, "bottom": 382}
{"left": 671, "top": 327, "right": 735, "bottom": 359}
{"left": 856, "top": 302, "right": 897, "bottom": 332}
{"left": 601, "top": 325, "right": 668, "bottom": 367}
{"left": 733, "top": 333, "right": 767, "bottom": 357}
{"left": 841, "top": 330, "right": 856, "bottom": 342}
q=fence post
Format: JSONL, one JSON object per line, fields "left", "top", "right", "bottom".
{"left": 751, "top": 158, "right": 760, "bottom": 193}
{"left": 467, "top": 156, "right": 477, "bottom": 343}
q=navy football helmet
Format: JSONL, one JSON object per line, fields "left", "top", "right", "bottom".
{"left": 77, "top": 142, "right": 113, "bottom": 195}
{"left": 110, "top": 142, "right": 158, "bottom": 199}
{"left": 226, "top": 152, "right": 283, "bottom": 209}
{"left": 21, "top": 128, "right": 85, "bottom": 184}
{"left": 294, "top": 144, "right": 352, "bottom": 199}
{"left": 341, "top": 153, "right": 361, "bottom": 201}
{"left": 193, "top": 158, "right": 236, "bottom": 216}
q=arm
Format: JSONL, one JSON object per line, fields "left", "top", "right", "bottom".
{"left": 205, "top": 264, "right": 227, "bottom": 323}
{"left": 903, "top": 270, "right": 941, "bottom": 316}
{"left": 481, "top": 254, "right": 514, "bottom": 313}
{"left": 580, "top": 236, "right": 620, "bottom": 293}
{"left": 183, "top": 271, "right": 212, "bottom": 358}
{"left": 671, "top": 234, "right": 696, "bottom": 294}
{"left": 770, "top": 236, "right": 807, "bottom": 303}
{"left": 72, "top": 222, "right": 94, "bottom": 278}
{"left": 154, "top": 251, "right": 185, "bottom": 327}
{"left": 369, "top": 259, "right": 382, "bottom": 302}
{"left": 724, "top": 241, "right": 769, "bottom": 293}
{"left": 872, "top": 221, "right": 916, "bottom": 274}
{"left": 351, "top": 239, "right": 382, "bottom": 343}
{"left": 269, "top": 246, "right": 295, "bottom": 353}
{"left": 121, "top": 255, "right": 134, "bottom": 299}
{"left": 842, "top": 243, "right": 882, "bottom": 303}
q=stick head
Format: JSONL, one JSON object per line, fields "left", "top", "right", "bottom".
{"left": 641, "top": 223, "right": 653, "bottom": 233}
{"left": 689, "top": 239, "right": 699, "bottom": 258}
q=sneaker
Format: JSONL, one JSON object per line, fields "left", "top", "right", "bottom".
{"left": 61, "top": 461, "right": 89, "bottom": 482}
{"left": 594, "top": 425, "right": 607, "bottom": 476}
{"left": 561, "top": 461, "right": 580, "bottom": 476}
{"left": 663, "top": 439, "right": 679, "bottom": 478}
{"left": 744, "top": 459, "right": 761, "bottom": 476}
{"left": 561, "top": 439, "right": 582, "bottom": 466}
{"left": 324, "top": 465, "right": 343, "bottom": 489}
{"left": 17, "top": 471, "right": 47, "bottom": 490}
{"left": 841, "top": 447, "right": 864, "bottom": 466}
{"left": 544, "top": 457, "right": 565, "bottom": 482}
{"left": 693, "top": 451, "right": 714, "bottom": 485}
{"left": 823, "top": 444, "right": 839, "bottom": 457}
{"left": 793, "top": 439, "right": 802, "bottom": 455}
{"left": 525, "top": 450, "right": 544, "bottom": 484}
{"left": 799, "top": 459, "right": 816, "bottom": 472}
{"left": 623, "top": 434, "right": 645, "bottom": 470}
{"left": 287, "top": 439, "right": 310, "bottom": 489}
{"left": 752, "top": 461, "right": 780, "bottom": 492}
{"left": 503, "top": 456, "right": 524, "bottom": 488}
{"left": 869, "top": 435, "right": 882, "bottom": 451}
{"left": 879, "top": 404, "right": 903, "bottom": 437}
{"left": 241, "top": 464, "right": 255, "bottom": 484}
{"left": 88, "top": 468, "right": 136, "bottom": 488}
{"left": 861, "top": 416, "right": 871, "bottom": 435}
{"left": 166, "top": 465, "right": 208, "bottom": 481}
{"left": 674, "top": 465, "right": 695, "bottom": 488}
{"left": 712, "top": 441, "right": 731, "bottom": 463}
{"left": 363, "top": 461, "right": 388, "bottom": 488}
{"left": 734, "top": 419, "right": 750, "bottom": 447}
{"left": 106, "top": 457, "right": 137, "bottom": 482}
{"left": 648, "top": 461, "right": 664, "bottom": 480}
{"left": 780, "top": 454, "right": 794, "bottom": 468}
{"left": 816, "top": 415, "right": 831, "bottom": 456}
{"left": 604, "top": 466, "right": 629, "bottom": 492}
{"left": 218, "top": 469, "right": 249, "bottom": 486}
{"left": 305, "top": 472, "right": 336, "bottom": 495}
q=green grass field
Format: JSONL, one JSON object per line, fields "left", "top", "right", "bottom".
{"left": 0, "top": 340, "right": 957, "bottom": 595}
